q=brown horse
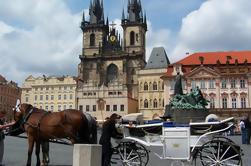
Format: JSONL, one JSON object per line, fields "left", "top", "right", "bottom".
{"left": 12, "top": 102, "right": 97, "bottom": 166}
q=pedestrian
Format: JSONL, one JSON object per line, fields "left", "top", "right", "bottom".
{"left": 0, "top": 109, "right": 15, "bottom": 166}
{"left": 243, "top": 115, "right": 250, "bottom": 144}
{"left": 239, "top": 119, "right": 245, "bottom": 144}
{"left": 99, "top": 113, "right": 123, "bottom": 166}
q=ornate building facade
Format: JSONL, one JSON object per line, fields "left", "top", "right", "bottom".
{"left": 162, "top": 51, "right": 251, "bottom": 119}
{"left": 138, "top": 47, "right": 170, "bottom": 120}
{"left": 76, "top": 0, "right": 147, "bottom": 120}
{"left": 21, "top": 75, "right": 76, "bottom": 112}
{"left": 0, "top": 75, "right": 21, "bottom": 122}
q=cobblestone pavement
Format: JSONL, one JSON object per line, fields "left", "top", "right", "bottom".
{"left": 2, "top": 135, "right": 250, "bottom": 166}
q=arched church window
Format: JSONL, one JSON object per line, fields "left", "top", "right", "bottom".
{"left": 144, "top": 82, "right": 148, "bottom": 91}
{"left": 144, "top": 99, "right": 148, "bottom": 108}
{"left": 130, "top": 31, "right": 135, "bottom": 45}
{"left": 106, "top": 64, "right": 118, "bottom": 83}
{"left": 153, "top": 82, "right": 158, "bottom": 90}
{"left": 90, "top": 33, "right": 95, "bottom": 46}
{"left": 153, "top": 99, "right": 158, "bottom": 108}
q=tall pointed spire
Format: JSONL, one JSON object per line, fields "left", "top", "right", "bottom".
{"left": 89, "top": 0, "right": 104, "bottom": 24}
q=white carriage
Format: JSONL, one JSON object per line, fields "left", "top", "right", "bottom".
{"left": 111, "top": 114, "right": 242, "bottom": 166}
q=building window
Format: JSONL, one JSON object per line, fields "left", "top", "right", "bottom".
{"left": 106, "top": 64, "right": 118, "bottom": 83}
{"left": 86, "top": 105, "right": 89, "bottom": 112}
{"left": 120, "top": 105, "right": 124, "bottom": 111}
{"left": 153, "top": 82, "right": 158, "bottom": 90}
{"left": 113, "top": 105, "right": 117, "bottom": 111}
{"left": 51, "top": 95, "right": 54, "bottom": 100}
{"left": 200, "top": 80, "right": 206, "bottom": 89}
{"left": 130, "top": 31, "right": 135, "bottom": 45}
{"left": 144, "top": 99, "right": 148, "bottom": 108}
{"left": 93, "top": 105, "right": 96, "bottom": 112}
{"left": 46, "top": 95, "right": 49, "bottom": 101}
{"left": 45, "top": 106, "right": 48, "bottom": 110}
{"left": 240, "top": 80, "right": 245, "bottom": 88}
{"left": 232, "top": 98, "right": 237, "bottom": 108}
{"left": 210, "top": 98, "right": 215, "bottom": 109}
{"left": 64, "top": 94, "right": 67, "bottom": 100}
{"left": 191, "top": 80, "right": 196, "bottom": 90}
{"left": 230, "top": 79, "right": 236, "bottom": 89}
{"left": 51, "top": 105, "right": 54, "bottom": 111}
{"left": 209, "top": 80, "right": 215, "bottom": 89}
{"left": 25, "top": 97, "right": 29, "bottom": 102}
{"left": 70, "top": 94, "right": 73, "bottom": 100}
{"left": 90, "top": 33, "right": 95, "bottom": 46}
{"left": 69, "top": 105, "right": 72, "bottom": 109}
{"left": 79, "top": 105, "right": 83, "bottom": 112}
{"left": 35, "top": 95, "right": 37, "bottom": 101}
{"left": 58, "top": 95, "right": 61, "bottom": 100}
{"left": 222, "top": 98, "right": 227, "bottom": 108}
{"left": 221, "top": 79, "right": 227, "bottom": 89}
{"left": 153, "top": 99, "right": 158, "bottom": 108}
{"left": 162, "top": 82, "right": 164, "bottom": 90}
{"left": 144, "top": 82, "right": 148, "bottom": 91}
{"left": 106, "top": 105, "right": 110, "bottom": 111}
{"left": 64, "top": 105, "right": 67, "bottom": 110}
{"left": 64, "top": 86, "right": 67, "bottom": 90}
{"left": 40, "top": 95, "right": 43, "bottom": 101}
{"left": 241, "top": 98, "right": 246, "bottom": 108}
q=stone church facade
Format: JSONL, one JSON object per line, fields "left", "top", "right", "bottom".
{"left": 76, "top": 0, "right": 147, "bottom": 120}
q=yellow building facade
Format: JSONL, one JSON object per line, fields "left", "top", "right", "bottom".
{"left": 21, "top": 75, "right": 76, "bottom": 112}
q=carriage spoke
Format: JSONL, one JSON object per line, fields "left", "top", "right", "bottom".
{"left": 217, "top": 141, "right": 221, "bottom": 160}
{"left": 220, "top": 154, "right": 240, "bottom": 164}
{"left": 219, "top": 145, "right": 231, "bottom": 160}
{"left": 126, "top": 150, "right": 133, "bottom": 160}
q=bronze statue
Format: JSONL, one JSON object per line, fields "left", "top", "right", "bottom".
{"left": 174, "top": 72, "right": 183, "bottom": 95}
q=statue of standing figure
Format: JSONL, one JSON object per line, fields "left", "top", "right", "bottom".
{"left": 174, "top": 72, "right": 183, "bottom": 95}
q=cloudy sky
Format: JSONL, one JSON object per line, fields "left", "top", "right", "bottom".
{"left": 0, "top": 0, "right": 251, "bottom": 85}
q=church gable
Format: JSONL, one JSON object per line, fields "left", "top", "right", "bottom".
{"left": 186, "top": 66, "right": 220, "bottom": 79}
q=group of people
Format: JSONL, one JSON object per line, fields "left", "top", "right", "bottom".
{"left": 240, "top": 115, "right": 251, "bottom": 144}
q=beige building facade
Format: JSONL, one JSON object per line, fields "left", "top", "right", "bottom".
{"left": 138, "top": 47, "right": 170, "bottom": 120}
{"left": 77, "top": 0, "right": 147, "bottom": 120}
{"left": 21, "top": 75, "right": 76, "bottom": 112}
{"left": 162, "top": 51, "right": 251, "bottom": 119}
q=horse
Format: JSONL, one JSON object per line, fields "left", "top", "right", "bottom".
{"left": 12, "top": 101, "right": 97, "bottom": 166}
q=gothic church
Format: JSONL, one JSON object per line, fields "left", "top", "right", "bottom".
{"left": 76, "top": 0, "right": 147, "bottom": 119}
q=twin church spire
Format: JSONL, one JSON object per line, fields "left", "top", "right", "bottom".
{"left": 81, "top": 0, "right": 147, "bottom": 30}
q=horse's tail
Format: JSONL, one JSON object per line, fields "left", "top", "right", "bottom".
{"left": 79, "top": 113, "right": 97, "bottom": 144}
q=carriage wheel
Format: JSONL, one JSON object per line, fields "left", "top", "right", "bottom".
{"left": 198, "top": 139, "right": 242, "bottom": 166}
{"left": 111, "top": 142, "right": 142, "bottom": 166}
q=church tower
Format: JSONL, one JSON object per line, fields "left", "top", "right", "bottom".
{"left": 81, "top": 0, "right": 109, "bottom": 57}
{"left": 122, "top": 0, "right": 147, "bottom": 57}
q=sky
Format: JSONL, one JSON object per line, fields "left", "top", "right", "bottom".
{"left": 0, "top": 0, "right": 251, "bottom": 85}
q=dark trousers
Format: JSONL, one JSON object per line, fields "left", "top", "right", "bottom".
{"left": 242, "top": 128, "right": 250, "bottom": 144}
{"left": 101, "top": 144, "right": 113, "bottom": 166}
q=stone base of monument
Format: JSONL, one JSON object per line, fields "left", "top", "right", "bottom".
{"left": 168, "top": 109, "right": 209, "bottom": 123}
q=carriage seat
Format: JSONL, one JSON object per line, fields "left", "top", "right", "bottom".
{"left": 189, "top": 117, "right": 234, "bottom": 135}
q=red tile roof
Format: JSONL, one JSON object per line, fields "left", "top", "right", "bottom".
{"left": 176, "top": 51, "right": 251, "bottom": 65}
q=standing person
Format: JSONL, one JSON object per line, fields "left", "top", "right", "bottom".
{"left": 99, "top": 113, "right": 123, "bottom": 166}
{"left": 243, "top": 115, "right": 250, "bottom": 144}
{"left": 0, "top": 109, "right": 15, "bottom": 166}
{"left": 239, "top": 119, "right": 245, "bottom": 144}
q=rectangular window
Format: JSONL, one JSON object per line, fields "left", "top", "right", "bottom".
{"left": 221, "top": 79, "right": 227, "bottom": 89}
{"left": 64, "top": 105, "right": 67, "bottom": 110}
{"left": 58, "top": 95, "right": 61, "bottom": 100}
{"left": 113, "top": 105, "right": 117, "bottom": 111}
{"left": 45, "top": 105, "right": 48, "bottom": 110}
{"left": 240, "top": 80, "right": 245, "bottom": 88}
{"left": 58, "top": 105, "right": 61, "bottom": 111}
{"left": 200, "top": 80, "right": 206, "bottom": 89}
{"left": 70, "top": 94, "right": 73, "bottom": 100}
{"left": 40, "top": 95, "right": 43, "bottom": 101}
{"left": 241, "top": 98, "right": 246, "bottom": 108}
{"left": 79, "top": 105, "right": 83, "bottom": 112}
{"left": 69, "top": 105, "right": 72, "bottom": 109}
{"left": 86, "top": 105, "right": 89, "bottom": 112}
{"left": 25, "top": 97, "right": 29, "bottom": 102}
{"left": 93, "top": 105, "right": 96, "bottom": 112}
{"left": 106, "top": 105, "right": 110, "bottom": 111}
{"left": 64, "top": 94, "right": 67, "bottom": 100}
{"left": 222, "top": 98, "right": 227, "bottom": 108}
{"left": 232, "top": 98, "right": 237, "bottom": 108}
{"left": 120, "top": 105, "right": 124, "bottom": 111}
{"left": 35, "top": 95, "right": 37, "bottom": 101}
{"left": 51, "top": 95, "right": 54, "bottom": 100}
{"left": 51, "top": 105, "right": 54, "bottom": 111}
{"left": 210, "top": 98, "right": 215, "bottom": 109}
{"left": 191, "top": 80, "right": 196, "bottom": 90}
{"left": 209, "top": 80, "right": 215, "bottom": 89}
{"left": 230, "top": 79, "right": 236, "bottom": 89}
{"left": 46, "top": 95, "right": 49, "bottom": 100}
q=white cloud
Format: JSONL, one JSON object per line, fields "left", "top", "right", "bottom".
{"left": 171, "top": 0, "right": 251, "bottom": 62}
{"left": 0, "top": 0, "right": 83, "bottom": 85}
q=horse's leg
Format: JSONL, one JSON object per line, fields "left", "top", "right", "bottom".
{"left": 27, "top": 135, "right": 35, "bottom": 166}
{"left": 35, "top": 140, "right": 41, "bottom": 166}
{"left": 41, "top": 141, "right": 50, "bottom": 165}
